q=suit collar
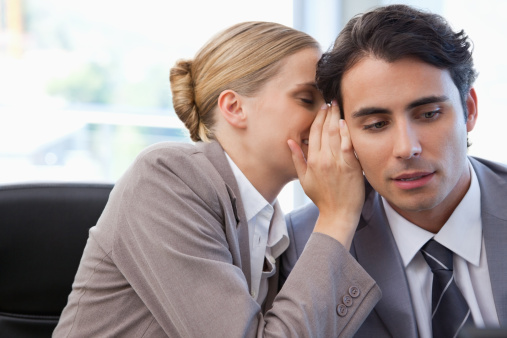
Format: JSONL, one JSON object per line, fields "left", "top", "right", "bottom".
{"left": 356, "top": 158, "right": 507, "bottom": 333}
{"left": 353, "top": 183, "right": 419, "bottom": 337}
{"left": 469, "top": 157, "right": 507, "bottom": 326}
{"left": 470, "top": 156, "right": 507, "bottom": 220}
{"left": 195, "top": 141, "right": 252, "bottom": 290}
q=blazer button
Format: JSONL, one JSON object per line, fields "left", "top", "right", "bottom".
{"left": 349, "top": 286, "right": 360, "bottom": 298}
{"left": 343, "top": 295, "right": 353, "bottom": 307}
{"left": 336, "top": 304, "right": 348, "bottom": 317}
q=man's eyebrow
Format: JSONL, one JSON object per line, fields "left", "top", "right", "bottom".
{"left": 351, "top": 95, "right": 450, "bottom": 119}
{"left": 406, "top": 95, "right": 450, "bottom": 110}
{"left": 352, "top": 107, "right": 391, "bottom": 118}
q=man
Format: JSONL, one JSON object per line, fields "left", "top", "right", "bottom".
{"left": 282, "top": 4, "right": 507, "bottom": 338}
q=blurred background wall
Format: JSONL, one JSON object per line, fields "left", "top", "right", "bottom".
{"left": 1, "top": 0, "right": 504, "bottom": 212}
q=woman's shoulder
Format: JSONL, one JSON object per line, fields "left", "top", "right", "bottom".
{"left": 125, "top": 142, "right": 203, "bottom": 179}
{"left": 124, "top": 141, "right": 225, "bottom": 193}
{"left": 131, "top": 141, "right": 206, "bottom": 170}
{"left": 138, "top": 141, "right": 200, "bottom": 158}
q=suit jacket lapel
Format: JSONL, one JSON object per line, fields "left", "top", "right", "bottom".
{"left": 262, "top": 259, "right": 280, "bottom": 313}
{"left": 470, "top": 157, "right": 507, "bottom": 326}
{"left": 352, "top": 185, "right": 419, "bottom": 337}
{"left": 196, "top": 141, "right": 252, "bottom": 290}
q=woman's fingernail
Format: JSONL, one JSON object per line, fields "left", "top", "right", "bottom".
{"left": 287, "top": 140, "right": 294, "bottom": 151}
{"left": 332, "top": 100, "right": 338, "bottom": 106}
{"left": 321, "top": 103, "right": 328, "bottom": 110}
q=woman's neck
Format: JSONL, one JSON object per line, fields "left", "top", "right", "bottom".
{"left": 220, "top": 141, "right": 287, "bottom": 204}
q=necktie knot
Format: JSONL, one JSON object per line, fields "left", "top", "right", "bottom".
{"left": 421, "top": 239, "right": 453, "bottom": 272}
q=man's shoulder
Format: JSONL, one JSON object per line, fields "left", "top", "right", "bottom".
{"left": 287, "top": 178, "right": 378, "bottom": 229}
{"left": 470, "top": 156, "right": 507, "bottom": 169}
{"left": 470, "top": 156, "right": 507, "bottom": 181}
{"left": 470, "top": 157, "right": 507, "bottom": 218}
{"left": 286, "top": 202, "right": 319, "bottom": 232}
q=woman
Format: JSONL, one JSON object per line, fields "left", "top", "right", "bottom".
{"left": 53, "top": 22, "right": 380, "bottom": 337}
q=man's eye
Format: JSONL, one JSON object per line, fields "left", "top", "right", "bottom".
{"left": 423, "top": 111, "right": 439, "bottom": 118}
{"left": 364, "top": 121, "right": 388, "bottom": 130}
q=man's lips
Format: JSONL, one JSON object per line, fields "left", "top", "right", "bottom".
{"left": 392, "top": 171, "right": 435, "bottom": 189}
{"left": 394, "top": 171, "right": 434, "bottom": 181}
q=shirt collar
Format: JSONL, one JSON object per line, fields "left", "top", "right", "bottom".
{"left": 269, "top": 201, "right": 289, "bottom": 258}
{"left": 225, "top": 152, "right": 289, "bottom": 259}
{"left": 225, "top": 152, "right": 272, "bottom": 222}
{"left": 384, "top": 159, "right": 482, "bottom": 267}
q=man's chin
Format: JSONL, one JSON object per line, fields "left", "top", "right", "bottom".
{"left": 386, "top": 195, "right": 440, "bottom": 214}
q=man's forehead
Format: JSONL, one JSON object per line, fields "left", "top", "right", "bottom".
{"left": 340, "top": 57, "right": 457, "bottom": 113}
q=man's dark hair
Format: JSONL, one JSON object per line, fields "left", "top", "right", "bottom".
{"left": 317, "top": 4, "right": 478, "bottom": 121}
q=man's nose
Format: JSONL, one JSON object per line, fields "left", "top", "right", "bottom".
{"left": 392, "top": 121, "right": 422, "bottom": 159}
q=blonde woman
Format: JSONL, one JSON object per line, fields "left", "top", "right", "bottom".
{"left": 54, "top": 22, "right": 380, "bottom": 337}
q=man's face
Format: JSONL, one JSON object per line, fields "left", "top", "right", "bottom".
{"left": 341, "top": 56, "right": 478, "bottom": 226}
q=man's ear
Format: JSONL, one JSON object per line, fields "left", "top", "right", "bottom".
{"left": 466, "top": 87, "right": 478, "bottom": 132}
{"left": 217, "top": 90, "right": 247, "bottom": 129}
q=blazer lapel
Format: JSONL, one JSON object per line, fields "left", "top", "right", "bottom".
{"left": 352, "top": 186, "right": 419, "bottom": 337}
{"left": 470, "top": 157, "right": 507, "bottom": 326}
{"left": 262, "top": 259, "right": 280, "bottom": 313}
{"left": 196, "top": 141, "right": 252, "bottom": 290}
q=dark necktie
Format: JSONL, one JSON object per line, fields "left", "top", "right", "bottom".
{"left": 421, "top": 239, "right": 474, "bottom": 338}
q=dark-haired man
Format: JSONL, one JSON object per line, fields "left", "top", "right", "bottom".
{"left": 282, "top": 4, "right": 507, "bottom": 338}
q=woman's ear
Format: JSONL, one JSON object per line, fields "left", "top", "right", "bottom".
{"left": 217, "top": 90, "right": 247, "bottom": 129}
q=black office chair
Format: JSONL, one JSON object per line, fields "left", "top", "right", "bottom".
{"left": 0, "top": 183, "right": 114, "bottom": 337}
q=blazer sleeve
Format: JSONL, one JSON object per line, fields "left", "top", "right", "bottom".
{"left": 270, "top": 233, "right": 381, "bottom": 337}
{"left": 111, "top": 145, "right": 381, "bottom": 337}
{"left": 280, "top": 202, "right": 320, "bottom": 286}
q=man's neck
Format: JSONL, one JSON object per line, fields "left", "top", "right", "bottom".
{"left": 390, "top": 206, "right": 453, "bottom": 233}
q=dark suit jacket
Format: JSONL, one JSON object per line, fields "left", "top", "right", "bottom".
{"left": 54, "top": 141, "right": 380, "bottom": 337}
{"left": 283, "top": 157, "right": 507, "bottom": 337}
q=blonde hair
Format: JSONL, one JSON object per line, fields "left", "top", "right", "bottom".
{"left": 170, "top": 21, "right": 319, "bottom": 142}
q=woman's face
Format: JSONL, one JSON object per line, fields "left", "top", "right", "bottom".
{"left": 243, "top": 48, "right": 324, "bottom": 182}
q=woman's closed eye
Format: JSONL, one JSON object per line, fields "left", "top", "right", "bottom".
{"left": 300, "top": 97, "right": 314, "bottom": 105}
{"left": 294, "top": 87, "right": 324, "bottom": 108}
{"left": 300, "top": 94, "right": 324, "bottom": 108}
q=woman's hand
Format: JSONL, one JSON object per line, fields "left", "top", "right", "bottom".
{"left": 287, "top": 101, "right": 364, "bottom": 249}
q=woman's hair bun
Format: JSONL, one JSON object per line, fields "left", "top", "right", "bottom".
{"left": 170, "top": 59, "right": 202, "bottom": 141}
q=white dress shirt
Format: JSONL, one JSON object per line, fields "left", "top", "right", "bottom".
{"left": 225, "top": 153, "right": 289, "bottom": 306}
{"left": 383, "top": 160, "right": 500, "bottom": 338}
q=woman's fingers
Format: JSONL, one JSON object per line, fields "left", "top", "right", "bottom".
{"left": 308, "top": 104, "right": 328, "bottom": 155}
{"left": 339, "top": 119, "right": 362, "bottom": 170}
{"left": 290, "top": 103, "right": 330, "bottom": 189}
{"left": 296, "top": 100, "right": 365, "bottom": 249}
{"left": 287, "top": 139, "right": 307, "bottom": 182}
{"left": 320, "top": 103, "right": 333, "bottom": 154}
{"left": 328, "top": 101, "right": 342, "bottom": 159}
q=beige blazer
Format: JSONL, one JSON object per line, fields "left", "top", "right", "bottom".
{"left": 53, "top": 141, "right": 380, "bottom": 337}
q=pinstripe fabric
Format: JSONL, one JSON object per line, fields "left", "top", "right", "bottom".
{"left": 421, "top": 239, "right": 474, "bottom": 338}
